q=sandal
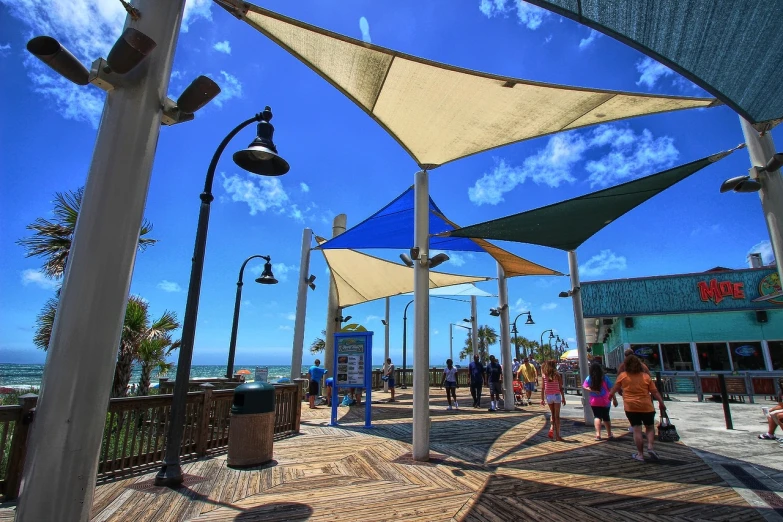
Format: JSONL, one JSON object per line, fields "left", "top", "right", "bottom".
{"left": 647, "top": 450, "right": 660, "bottom": 461}
{"left": 631, "top": 453, "right": 645, "bottom": 462}
{"left": 759, "top": 433, "right": 776, "bottom": 440}
{"left": 595, "top": 437, "right": 602, "bottom": 441}
{"left": 548, "top": 428, "right": 553, "bottom": 439}
{"left": 607, "top": 435, "right": 617, "bottom": 441}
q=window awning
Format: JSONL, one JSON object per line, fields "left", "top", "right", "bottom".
{"left": 524, "top": 0, "right": 783, "bottom": 129}
{"left": 215, "top": 0, "right": 719, "bottom": 168}
{"left": 446, "top": 147, "right": 741, "bottom": 251}
{"left": 317, "top": 186, "right": 562, "bottom": 277}
{"left": 316, "top": 237, "right": 490, "bottom": 307}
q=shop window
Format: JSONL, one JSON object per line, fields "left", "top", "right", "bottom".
{"left": 629, "top": 344, "right": 661, "bottom": 371}
{"left": 729, "top": 342, "right": 765, "bottom": 371}
{"left": 696, "top": 343, "right": 731, "bottom": 371}
{"left": 769, "top": 341, "right": 783, "bottom": 371}
{"left": 661, "top": 344, "right": 693, "bottom": 371}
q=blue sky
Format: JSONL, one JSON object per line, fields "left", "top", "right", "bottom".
{"left": 1, "top": 0, "right": 779, "bottom": 368}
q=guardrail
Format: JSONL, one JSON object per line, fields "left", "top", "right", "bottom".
{"left": 0, "top": 384, "right": 301, "bottom": 500}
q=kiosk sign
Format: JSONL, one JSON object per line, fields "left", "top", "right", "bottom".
{"left": 336, "top": 337, "right": 365, "bottom": 386}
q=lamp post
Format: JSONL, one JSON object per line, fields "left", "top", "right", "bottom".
{"left": 226, "top": 255, "right": 278, "bottom": 379}
{"left": 511, "top": 312, "right": 535, "bottom": 358}
{"left": 156, "top": 108, "right": 289, "bottom": 487}
{"left": 450, "top": 323, "right": 471, "bottom": 361}
{"left": 540, "top": 329, "right": 555, "bottom": 359}
{"left": 401, "top": 299, "right": 414, "bottom": 389}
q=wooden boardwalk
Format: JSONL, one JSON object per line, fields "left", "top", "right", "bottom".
{"left": 1, "top": 388, "right": 775, "bottom": 521}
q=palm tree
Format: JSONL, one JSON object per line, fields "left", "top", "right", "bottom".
{"left": 17, "top": 187, "right": 156, "bottom": 278}
{"left": 113, "top": 297, "right": 179, "bottom": 397}
{"left": 136, "top": 335, "right": 180, "bottom": 396}
{"left": 459, "top": 325, "right": 498, "bottom": 363}
{"left": 32, "top": 293, "right": 58, "bottom": 350}
{"left": 309, "top": 329, "right": 326, "bottom": 354}
{"left": 513, "top": 336, "right": 540, "bottom": 359}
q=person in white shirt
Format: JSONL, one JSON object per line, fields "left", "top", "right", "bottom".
{"left": 441, "top": 359, "right": 459, "bottom": 410}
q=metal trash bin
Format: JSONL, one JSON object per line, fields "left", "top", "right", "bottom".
{"left": 227, "top": 382, "right": 275, "bottom": 467}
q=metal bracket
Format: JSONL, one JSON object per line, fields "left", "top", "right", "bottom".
{"left": 161, "top": 97, "right": 195, "bottom": 126}
{"left": 88, "top": 58, "right": 117, "bottom": 92}
{"left": 749, "top": 166, "right": 763, "bottom": 180}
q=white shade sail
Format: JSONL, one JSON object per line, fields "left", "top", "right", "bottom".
{"left": 216, "top": 0, "right": 720, "bottom": 168}
{"left": 401, "top": 283, "right": 495, "bottom": 298}
{"left": 316, "top": 237, "right": 489, "bottom": 307}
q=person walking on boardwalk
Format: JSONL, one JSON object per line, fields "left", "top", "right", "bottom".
{"left": 583, "top": 362, "right": 617, "bottom": 440}
{"left": 308, "top": 359, "right": 327, "bottom": 409}
{"left": 486, "top": 355, "right": 503, "bottom": 412}
{"left": 609, "top": 354, "right": 666, "bottom": 462}
{"left": 517, "top": 357, "right": 537, "bottom": 406}
{"left": 384, "top": 357, "right": 396, "bottom": 402}
{"left": 468, "top": 354, "right": 485, "bottom": 408}
{"left": 541, "top": 360, "right": 565, "bottom": 441}
{"left": 442, "top": 358, "right": 459, "bottom": 410}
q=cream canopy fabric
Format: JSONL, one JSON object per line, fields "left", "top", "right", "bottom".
{"left": 216, "top": 0, "right": 719, "bottom": 168}
{"left": 316, "top": 237, "right": 489, "bottom": 307}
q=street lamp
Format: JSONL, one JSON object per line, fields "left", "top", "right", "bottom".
{"left": 225, "top": 255, "right": 277, "bottom": 379}
{"left": 156, "top": 107, "right": 289, "bottom": 487}
{"left": 336, "top": 315, "right": 352, "bottom": 323}
{"left": 511, "top": 311, "right": 534, "bottom": 358}
{"left": 401, "top": 299, "right": 414, "bottom": 388}
{"left": 720, "top": 153, "right": 782, "bottom": 193}
{"left": 450, "top": 323, "right": 471, "bottom": 361}
{"left": 540, "top": 329, "right": 555, "bottom": 359}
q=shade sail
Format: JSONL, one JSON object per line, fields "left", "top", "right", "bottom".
{"left": 448, "top": 147, "right": 740, "bottom": 251}
{"left": 216, "top": 0, "right": 718, "bottom": 168}
{"left": 524, "top": 0, "right": 783, "bottom": 128}
{"left": 316, "top": 237, "right": 490, "bottom": 307}
{"left": 317, "top": 186, "right": 562, "bottom": 277}
{"left": 402, "top": 283, "right": 495, "bottom": 298}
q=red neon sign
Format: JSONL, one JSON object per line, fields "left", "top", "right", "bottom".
{"left": 697, "top": 279, "right": 745, "bottom": 305}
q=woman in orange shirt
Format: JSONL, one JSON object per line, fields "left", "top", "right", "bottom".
{"left": 609, "top": 355, "right": 666, "bottom": 462}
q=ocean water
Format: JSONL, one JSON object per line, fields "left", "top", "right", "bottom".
{"left": 0, "top": 363, "right": 386, "bottom": 388}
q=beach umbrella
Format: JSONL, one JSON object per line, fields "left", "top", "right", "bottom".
{"left": 236, "top": 369, "right": 252, "bottom": 375}
{"left": 560, "top": 349, "right": 579, "bottom": 360}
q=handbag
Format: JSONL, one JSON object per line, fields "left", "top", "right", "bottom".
{"left": 657, "top": 412, "right": 680, "bottom": 442}
{"left": 381, "top": 375, "right": 389, "bottom": 382}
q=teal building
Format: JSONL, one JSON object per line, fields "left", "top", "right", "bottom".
{"left": 581, "top": 267, "right": 783, "bottom": 373}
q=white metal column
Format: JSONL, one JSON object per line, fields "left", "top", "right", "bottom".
{"left": 471, "top": 295, "right": 479, "bottom": 357}
{"left": 16, "top": 1, "right": 186, "bottom": 520}
{"left": 690, "top": 342, "right": 701, "bottom": 372}
{"left": 291, "top": 228, "right": 313, "bottom": 380}
{"left": 412, "top": 170, "right": 430, "bottom": 461}
{"left": 384, "top": 297, "right": 390, "bottom": 392}
{"left": 323, "top": 214, "right": 347, "bottom": 382}
{"left": 762, "top": 340, "right": 773, "bottom": 371}
{"left": 568, "top": 250, "right": 593, "bottom": 425}
{"left": 496, "top": 264, "right": 514, "bottom": 411}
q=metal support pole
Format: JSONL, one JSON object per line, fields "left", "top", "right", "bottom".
{"left": 470, "top": 295, "right": 479, "bottom": 358}
{"left": 291, "top": 228, "right": 313, "bottom": 380}
{"left": 226, "top": 255, "right": 267, "bottom": 378}
{"left": 402, "top": 299, "right": 413, "bottom": 389}
{"left": 323, "top": 215, "right": 347, "bottom": 384}
{"left": 568, "top": 250, "right": 593, "bottom": 425}
{"left": 16, "top": 1, "right": 186, "bottom": 519}
{"left": 412, "top": 170, "right": 430, "bottom": 461}
{"left": 741, "top": 118, "right": 783, "bottom": 283}
{"left": 718, "top": 374, "right": 734, "bottom": 430}
{"left": 384, "top": 297, "right": 390, "bottom": 392}
{"left": 496, "top": 264, "right": 514, "bottom": 411}
{"left": 449, "top": 324, "right": 453, "bottom": 361}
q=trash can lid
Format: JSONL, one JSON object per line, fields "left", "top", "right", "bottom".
{"left": 235, "top": 382, "right": 275, "bottom": 393}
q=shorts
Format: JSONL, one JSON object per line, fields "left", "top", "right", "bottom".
{"left": 387, "top": 378, "right": 395, "bottom": 388}
{"left": 545, "top": 394, "right": 562, "bottom": 405}
{"left": 524, "top": 382, "right": 536, "bottom": 392}
{"left": 490, "top": 382, "right": 503, "bottom": 395}
{"left": 625, "top": 410, "right": 656, "bottom": 427}
{"left": 591, "top": 406, "right": 611, "bottom": 422}
{"left": 308, "top": 380, "right": 319, "bottom": 396}
{"left": 444, "top": 381, "right": 456, "bottom": 388}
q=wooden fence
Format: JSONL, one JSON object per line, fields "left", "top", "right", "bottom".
{"left": 0, "top": 384, "right": 301, "bottom": 500}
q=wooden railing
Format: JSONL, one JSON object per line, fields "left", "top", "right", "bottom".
{"left": 0, "top": 384, "right": 301, "bottom": 499}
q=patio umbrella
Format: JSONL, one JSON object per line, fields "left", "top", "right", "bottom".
{"left": 560, "top": 349, "right": 579, "bottom": 360}
{"left": 236, "top": 369, "right": 252, "bottom": 375}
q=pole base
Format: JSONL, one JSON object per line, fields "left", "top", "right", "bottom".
{"left": 154, "top": 462, "right": 184, "bottom": 487}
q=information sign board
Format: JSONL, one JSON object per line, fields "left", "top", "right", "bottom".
{"left": 330, "top": 331, "right": 373, "bottom": 428}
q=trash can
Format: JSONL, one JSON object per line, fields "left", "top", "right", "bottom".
{"left": 227, "top": 382, "right": 275, "bottom": 467}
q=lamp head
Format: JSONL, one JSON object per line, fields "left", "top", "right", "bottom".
{"left": 558, "top": 291, "right": 570, "bottom": 298}
{"left": 343, "top": 315, "right": 352, "bottom": 323}
{"left": 176, "top": 75, "right": 221, "bottom": 114}
{"left": 381, "top": 319, "right": 387, "bottom": 326}
{"left": 233, "top": 107, "right": 290, "bottom": 176}
{"left": 463, "top": 318, "right": 471, "bottom": 323}
{"left": 720, "top": 175, "right": 761, "bottom": 193}
{"left": 106, "top": 28, "right": 157, "bottom": 74}
{"left": 255, "top": 259, "right": 278, "bottom": 285}
{"left": 489, "top": 308, "right": 500, "bottom": 317}
{"left": 525, "top": 312, "right": 535, "bottom": 325}
{"left": 26, "top": 36, "right": 89, "bottom": 85}
{"left": 429, "top": 253, "right": 449, "bottom": 268}
{"left": 400, "top": 253, "right": 414, "bottom": 267}
{"left": 765, "top": 153, "right": 783, "bottom": 173}
{"left": 549, "top": 331, "right": 555, "bottom": 339}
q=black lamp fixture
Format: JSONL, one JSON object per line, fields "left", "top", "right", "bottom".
{"left": 105, "top": 27, "right": 157, "bottom": 74}
{"left": 381, "top": 319, "right": 388, "bottom": 326}
{"left": 720, "top": 153, "right": 783, "bottom": 193}
{"left": 233, "top": 107, "right": 290, "bottom": 176}
{"left": 399, "top": 248, "right": 449, "bottom": 268}
{"left": 559, "top": 287, "right": 579, "bottom": 298}
{"left": 306, "top": 274, "right": 316, "bottom": 291}
{"left": 463, "top": 318, "right": 472, "bottom": 323}
{"left": 489, "top": 304, "right": 508, "bottom": 317}
{"left": 255, "top": 256, "right": 277, "bottom": 284}
{"left": 335, "top": 315, "right": 352, "bottom": 323}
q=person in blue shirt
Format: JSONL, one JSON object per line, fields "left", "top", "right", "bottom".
{"left": 486, "top": 355, "right": 503, "bottom": 412}
{"left": 468, "top": 354, "right": 485, "bottom": 408}
{"left": 308, "top": 359, "right": 327, "bottom": 409}
{"left": 325, "top": 377, "right": 334, "bottom": 406}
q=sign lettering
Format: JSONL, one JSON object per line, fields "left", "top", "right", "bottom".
{"left": 697, "top": 279, "right": 745, "bottom": 305}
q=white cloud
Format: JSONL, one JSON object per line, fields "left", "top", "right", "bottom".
{"left": 567, "top": 337, "right": 575, "bottom": 343}
{"left": 748, "top": 240, "right": 775, "bottom": 266}
{"left": 635, "top": 57, "right": 674, "bottom": 89}
{"left": 0, "top": 43, "right": 11, "bottom": 55}
{"left": 284, "top": 313, "right": 296, "bottom": 321}
{"left": 289, "top": 204, "right": 304, "bottom": 223}
{"left": 514, "top": 298, "right": 532, "bottom": 313}
{"left": 211, "top": 71, "right": 242, "bottom": 107}
{"left": 213, "top": 40, "right": 231, "bottom": 54}
{"left": 20, "top": 269, "right": 58, "bottom": 290}
{"left": 272, "top": 263, "right": 296, "bottom": 283}
{"left": 579, "top": 250, "right": 627, "bottom": 277}
{"left": 430, "top": 250, "right": 470, "bottom": 267}
{"left": 158, "top": 280, "right": 182, "bottom": 293}
{"left": 242, "top": 299, "right": 252, "bottom": 306}
{"left": 365, "top": 315, "right": 382, "bottom": 323}
{"left": 544, "top": 34, "right": 553, "bottom": 44}
{"left": 578, "top": 29, "right": 602, "bottom": 50}
{"left": 433, "top": 329, "right": 439, "bottom": 335}
{"left": 222, "top": 174, "right": 290, "bottom": 215}
{"left": 585, "top": 127, "right": 678, "bottom": 187}
{"left": 279, "top": 325, "right": 292, "bottom": 331}
{"left": 359, "top": 16, "right": 372, "bottom": 43}
{"left": 479, "top": 0, "right": 550, "bottom": 30}
{"left": 300, "top": 182, "right": 310, "bottom": 193}
{"left": 540, "top": 302, "right": 557, "bottom": 310}
{"left": 182, "top": 0, "right": 212, "bottom": 32}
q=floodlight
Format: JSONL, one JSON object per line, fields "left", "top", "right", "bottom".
{"left": 26, "top": 36, "right": 89, "bottom": 85}
{"left": 106, "top": 28, "right": 157, "bottom": 74}
{"left": 400, "top": 253, "right": 414, "bottom": 267}
{"left": 489, "top": 308, "right": 500, "bottom": 317}
{"left": 429, "top": 253, "right": 449, "bottom": 268}
{"left": 176, "top": 75, "right": 221, "bottom": 114}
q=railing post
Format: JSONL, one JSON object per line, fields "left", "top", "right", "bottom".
{"left": 6, "top": 394, "right": 38, "bottom": 500}
{"left": 744, "top": 372, "right": 755, "bottom": 404}
{"left": 718, "top": 374, "right": 733, "bottom": 430}
{"left": 196, "top": 384, "right": 214, "bottom": 457}
{"left": 294, "top": 384, "right": 302, "bottom": 433}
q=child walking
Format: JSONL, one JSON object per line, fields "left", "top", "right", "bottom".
{"left": 540, "top": 360, "right": 565, "bottom": 441}
{"left": 442, "top": 359, "right": 459, "bottom": 410}
{"left": 583, "top": 362, "right": 617, "bottom": 440}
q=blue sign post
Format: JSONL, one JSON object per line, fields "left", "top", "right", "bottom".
{"left": 330, "top": 331, "right": 373, "bottom": 428}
